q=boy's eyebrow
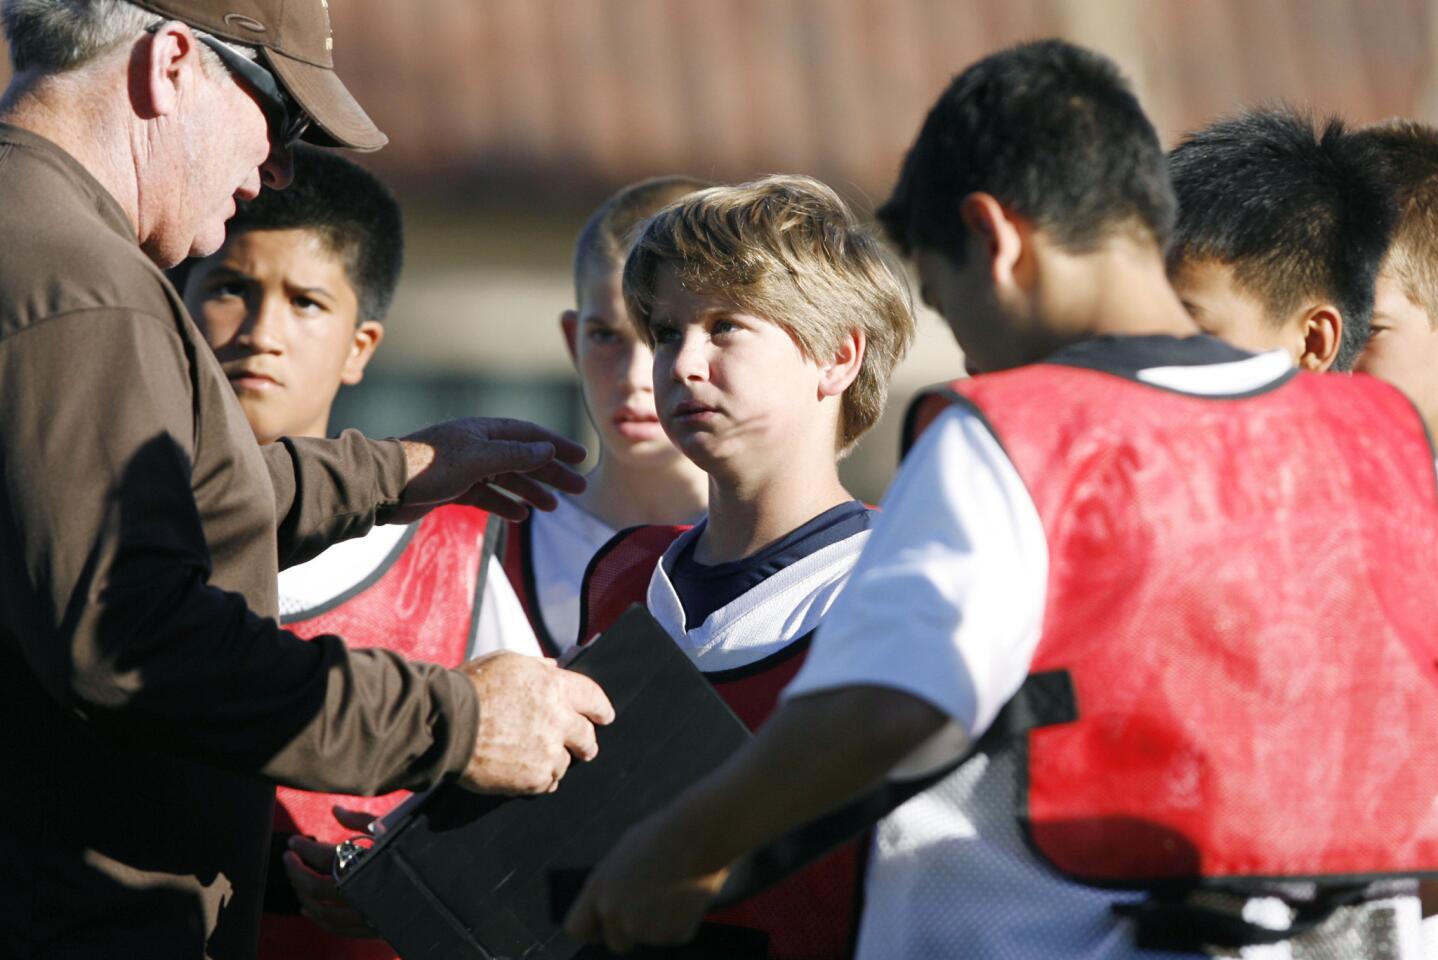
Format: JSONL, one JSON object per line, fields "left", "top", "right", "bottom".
{"left": 201, "top": 265, "right": 255, "bottom": 283}
{"left": 286, "top": 282, "right": 337, "bottom": 300}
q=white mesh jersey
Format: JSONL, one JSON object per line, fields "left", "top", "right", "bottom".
{"left": 785, "top": 348, "right": 1424, "bottom": 960}
{"left": 528, "top": 495, "right": 619, "bottom": 653}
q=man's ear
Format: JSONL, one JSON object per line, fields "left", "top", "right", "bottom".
{"left": 818, "top": 329, "right": 866, "bottom": 399}
{"left": 340, "top": 321, "right": 385, "bottom": 385}
{"left": 132, "top": 21, "right": 201, "bottom": 121}
{"left": 1298, "top": 305, "right": 1342, "bottom": 372}
{"left": 560, "top": 309, "right": 580, "bottom": 364}
{"left": 959, "top": 192, "right": 1029, "bottom": 292}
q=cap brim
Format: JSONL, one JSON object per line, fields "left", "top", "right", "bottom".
{"left": 262, "top": 48, "right": 388, "bottom": 152}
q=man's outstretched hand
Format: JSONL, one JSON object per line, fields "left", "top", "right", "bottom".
{"left": 458, "top": 652, "right": 616, "bottom": 795}
{"left": 389, "top": 417, "right": 588, "bottom": 524}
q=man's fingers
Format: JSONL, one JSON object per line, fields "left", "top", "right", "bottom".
{"left": 455, "top": 484, "right": 530, "bottom": 521}
{"left": 562, "top": 670, "right": 617, "bottom": 726}
{"left": 282, "top": 850, "right": 341, "bottom": 903}
{"left": 288, "top": 835, "right": 338, "bottom": 875}
{"left": 565, "top": 712, "right": 600, "bottom": 762}
{"left": 489, "top": 472, "right": 560, "bottom": 512}
{"left": 331, "top": 805, "right": 376, "bottom": 834}
{"left": 479, "top": 419, "right": 589, "bottom": 464}
{"left": 522, "top": 459, "right": 589, "bottom": 495}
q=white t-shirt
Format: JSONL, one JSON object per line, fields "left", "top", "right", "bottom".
{"left": 785, "top": 349, "right": 1424, "bottom": 960}
{"left": 279, "top": 518, "right": 539, "bottom": 658}
{"left": 527, "top": 495, "right": 619, "bottom": 654}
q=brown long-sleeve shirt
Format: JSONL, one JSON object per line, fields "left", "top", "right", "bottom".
{"left": 0, "top": 124, "right": 479, "bottom": 958}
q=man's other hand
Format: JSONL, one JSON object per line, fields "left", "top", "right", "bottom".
{"left": 283, "top": 809, "right": 380, "bottom": 940}
{"left": 390, "top": 417, "right": 587, "bottom": 524}
{"left": 458, "top": 652, "right": 615, "bottom": 794}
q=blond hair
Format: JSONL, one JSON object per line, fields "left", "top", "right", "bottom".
{"left": 624, "top": 174, "right": 916, "bottom": 454}
{"left": 1359, "top": 119, "right": 1438, "bottom": 327}
{"left": 573, "top": 175, "right": 711, "bottom": 301}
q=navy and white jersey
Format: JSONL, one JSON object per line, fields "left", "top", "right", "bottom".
{"left": 647, "top": 502, "right": 873, "bottom": 673}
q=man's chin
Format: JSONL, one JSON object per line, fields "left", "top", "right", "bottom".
{"left": 188, "top": 228, "right": 228, "bottom": 261}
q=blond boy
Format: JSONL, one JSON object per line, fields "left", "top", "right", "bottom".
{"left": 573, "top": 174, "right": 914, "bottom": 959}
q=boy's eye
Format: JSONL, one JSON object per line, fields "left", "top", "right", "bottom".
{"left": 652, "top": 324, "right": 681, "bottom": 345}
{"left": 710, "top": 317, "right": 742, "bottom": 337}
{"left": 586, "top": 326, "right": 619, "bottom": 345}
{"left": 293, "top": 295, "right": 326, "bottom": 315}
{"left": 208, "top": 281, "right": 248, "bottom": 300}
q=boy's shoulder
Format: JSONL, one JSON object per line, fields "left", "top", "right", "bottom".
{"left": 577, "top": 523, "right": 695, "bottom": 645}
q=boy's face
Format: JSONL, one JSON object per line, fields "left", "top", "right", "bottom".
{"left": 648, "top": 264, "right": 833, "bottom": 474}
{"left": 1356, "top": 267, "right": 1438, "bottom": 431}
{"left": 1169, "top": 257, "right": 1306, "bottom": 360}
{"left": 563, "top": 268, "right": 678, "bottom": 465}
{"left": 912, "top": 245, "right": 1030, "bottom": 374}
{"left": 183, "top": 228, "right": 382, "bottom": 445}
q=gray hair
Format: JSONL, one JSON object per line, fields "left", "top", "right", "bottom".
{"left": 2, "top": 0, "right": 218, "bottom": 74}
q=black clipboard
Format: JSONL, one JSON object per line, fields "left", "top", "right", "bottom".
{"left": 334, "top": 605, "right": 760, "bottom": 959}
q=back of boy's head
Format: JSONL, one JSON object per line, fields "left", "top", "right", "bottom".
{"left": 623, "top": 174, "right": 916, "bottom": 455}
{"left": 1167, "top": 107, "right": 1396, "bottom": 369}
{"left": 1353, "top": 119, "right": 1438, "bottom": 328}
{"left": 877, "top": 39, "right": 1174, "bottom": 264}
{"left": 227, "top": 145, "right": 404, "bottom": 323}
{"left": 573, "top": 175, "right": 712, "bottom": 301}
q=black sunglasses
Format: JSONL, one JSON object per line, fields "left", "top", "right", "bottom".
{"left": 147, "top": 22, "right": 312, "bottom": 148}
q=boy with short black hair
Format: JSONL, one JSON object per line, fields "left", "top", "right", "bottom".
{"left": 1352, "top": 119, "right": 1438, "bottom": 437}
{"left": 1166, "top": 107, "right": 1396, "bottom": 371}
{"left": 501, "top": 176, "right": 711, "bottom": 654}
{"left": 573, "top": 173, "right": 915, "bottom": 958}
{"left": 181, "top": 146, "right": 538, "bottom": 960}
{"left": 567, "top": 41, "right": 1438, "bottom": 960}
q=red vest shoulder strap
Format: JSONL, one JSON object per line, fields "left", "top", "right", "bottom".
{"left": 900, "top": 379, "right": 967, "bottom": 458}
{"left": 576, "top": 524, "right": 690, "bottom": 646}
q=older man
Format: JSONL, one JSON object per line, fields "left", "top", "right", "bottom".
{"left": 0, "top": 1, "right": 613, "bottom": 957}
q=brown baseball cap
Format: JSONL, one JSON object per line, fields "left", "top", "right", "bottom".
{"left": 128, "top": 0, "right": 387, "bottom": 151}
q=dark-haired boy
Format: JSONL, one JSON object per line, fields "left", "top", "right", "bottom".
{"left": 1352, "top": 120, "right": 1438, "bottom": 439}
{"left": 1166, "top": 107, "right": 1395, "bottom": 371}
{"left": 181, "top": 147, "right": 539, "bottom": 960}
{"left": 567, "top": 41, "right": 1438, "bottom": 959}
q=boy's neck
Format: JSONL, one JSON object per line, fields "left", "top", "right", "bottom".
{"left": 1036, "top": 238, "right": 1198, "bottom": 349}
{"left": 575, "top": 454, "right": 708, "bottom": 530}
{"left": 695, "top": 456, "right": 852, "bottom": 566}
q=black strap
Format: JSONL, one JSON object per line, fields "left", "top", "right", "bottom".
{"left": 1113, "top": 883, "right": 1373, "bottom": 951}
{"left": 714, "top": 670, "right": 1077, "bottom": 907}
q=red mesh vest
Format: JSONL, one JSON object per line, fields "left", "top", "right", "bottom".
{"left": 579, "top": 525, "right": 866, "bottom": 960}
{"left": 905, "top": 363, "right": 1438, "bottom": 888}
{"left": 258, "top": 505, "right": 490, "bottom": 960}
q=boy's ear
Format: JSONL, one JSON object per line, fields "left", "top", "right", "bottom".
{"left": 960, "top": 192, "right": 1029, "bottom": 292}
{"left": 560, "top": 309, "right": 580, "bottom": 364}
{"left": 340, "top": 321, "right": 385, "bottom": 385}
{"left": 818, "top": 328, "right": 866, "bottom": 399}
{"left": 1298, "top": 305, "right": 1342, "bottom": 372}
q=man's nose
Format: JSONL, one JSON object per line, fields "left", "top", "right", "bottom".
{"left": 261, "top": 141, "right": 295, "bottom": 191}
